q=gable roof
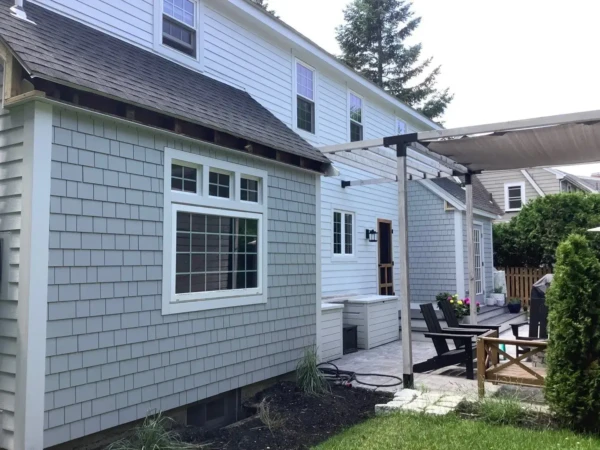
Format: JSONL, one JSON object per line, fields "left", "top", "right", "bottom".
{"left": 430, "top": 176, "right": 503, "bottom": 216}
{"left": 0, "top": 0, "right": 329, "bottom": 166}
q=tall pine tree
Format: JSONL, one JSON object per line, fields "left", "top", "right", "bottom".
{"left": 336, "top": 0, "right": 452, "bottom": 120}
{"left": 251, "top": 0, "right": 277, "bottom": 17}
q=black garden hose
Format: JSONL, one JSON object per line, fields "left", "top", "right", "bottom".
{"left": 317, "top": 362, "right": 403, "bottom": 388}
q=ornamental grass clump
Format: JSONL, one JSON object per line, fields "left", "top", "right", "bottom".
{"left": 545, "top": 234, "right": 600, "bottom": 431}
{"left": 296, "top": 347, "right": 330, "bottom": 396}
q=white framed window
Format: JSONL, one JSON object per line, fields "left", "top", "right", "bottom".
{"left": 349, "top": 91, "right": 363, "bottom": 142}
{"left": 504, "top": 182, "right": 525, "bottom": 211}
{"left": 333, "top": 210, "right": 354, "bottom": 256}
{"left": 396, "top": 118, "right": 406, "bottom": 135}
{"left": 162, "top": 0, "right": 197, "bottom": 57}
{"left": 295, "top": 60, "right": 316, "bottom": 134}
{"left": 162, "top": 148, "right": 268, "bottom": 314}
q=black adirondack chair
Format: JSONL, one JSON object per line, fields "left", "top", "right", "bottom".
{"left": 438, "top": 299, "right": 501, "bottom": 348}
{"left": 413, "top": 303, "right": 489, "bottom": 380}
{"left": 511, "top": 274, "right": 551, "bottom": 356}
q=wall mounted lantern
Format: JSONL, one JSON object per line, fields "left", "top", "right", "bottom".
{"left": 365, "top": 229, "right": 378, "bottom": 242}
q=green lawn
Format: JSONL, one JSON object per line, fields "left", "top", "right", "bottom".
{"left": 315, "top": 412, "right": 600, "bottom": 450}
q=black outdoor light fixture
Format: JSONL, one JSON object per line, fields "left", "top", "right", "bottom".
{"left": 366, "top": 229, "right": 378, "bottom": 242}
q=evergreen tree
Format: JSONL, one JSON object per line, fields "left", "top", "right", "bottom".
{"left": 336, "top": 0, "right": 452, "bottom": 120}
{"left": 251, "top": 0, "right": 277, "bottom": 17}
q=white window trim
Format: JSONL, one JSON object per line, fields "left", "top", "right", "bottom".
{"left": 504, "top": 182, "right": 526, "bottom": 212}
{"left": 332, "top": 209, "right": 356, "bottom": 259}
{"left": 162, "top": 148, "right": 268, "bottom": 315}
{"left": 348, "top": 90, "right": 364, "bottom": 142}
{"left": 292, "top": 58, "right": 318, "bottom": 138}
{"left": 153, "top": 0, "right": 205, "bottom": 71}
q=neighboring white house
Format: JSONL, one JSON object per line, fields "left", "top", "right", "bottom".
{"left": 477, "top": 168, "right": 599, "bottom": 221}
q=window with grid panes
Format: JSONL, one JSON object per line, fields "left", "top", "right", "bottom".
{"left": 163, "top": 148, "right": 267, "bottom": 314}
{"left": 333, "top": 211, "right": 354, "bottom": 255}
{"left": 209, "top": 171, "right": 230, "bottom": 198}
{"left": 171, "top": 164, "right": 197, "bottom": 192}
{"left": 349, "top": 93, "right": 363, "bottom": 142}
{"left": 241, "top": 178, "right": 258, "bottom": 202}
{"left": 162, "top": 0, "right": 196, "bottom": 56}
{"left": 296, "top": 62, "right": 315, "bottom": 133}
{"left": 175, "top": 212, "right": 258, "bottom": 294}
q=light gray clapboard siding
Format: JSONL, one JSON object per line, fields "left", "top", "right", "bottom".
{"left": 43, "top": 107, "right": 317, "bottom": 448}
{"left": 203, "top": 6, "right": 293, "bottom": 126}
{"left": 321, "top": 160, "right": 400, "bottom": 297}
{"left": 528, "top": 168, "right": 560, "bottom": 194}
{"left": 407, "top": 181, "right": 457, "bottom": 304}
{"left": 30, "top": 0, "right": 154, "bottom": 47}
{"left": 0, "top": 106, "right": 24, "bottom": 450}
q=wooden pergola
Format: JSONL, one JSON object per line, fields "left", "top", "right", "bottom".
{"left": 321, "top": 109, "right": 600, "bottom": 388}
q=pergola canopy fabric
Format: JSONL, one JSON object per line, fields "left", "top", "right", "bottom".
{"left": 421, "top": 114, "right": 600, "bottom": 173}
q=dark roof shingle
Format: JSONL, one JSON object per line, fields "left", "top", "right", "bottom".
{"left": 431, "top": 176, "right": 503, "bottom": 216}
{"left": 0, "top": 0, "right": 329, "bottom": 165}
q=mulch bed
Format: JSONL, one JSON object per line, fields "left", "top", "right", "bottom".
{"left": 180, "top": 381, "right": 392, "bottom": 449}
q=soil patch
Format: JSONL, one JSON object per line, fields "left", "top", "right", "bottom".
{"left": 180, "top": 381, "right": 392, "bottom": 449}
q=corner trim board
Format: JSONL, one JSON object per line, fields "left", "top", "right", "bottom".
{"left": 14, "top": 101, "right": 52, "bottom": 450}
{"left": 454, "top": 210, "right": 465, "bottom": 299}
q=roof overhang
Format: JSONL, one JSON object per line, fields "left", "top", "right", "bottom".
{"left": 384, "top": 110, "right": 600, "bottom": 173}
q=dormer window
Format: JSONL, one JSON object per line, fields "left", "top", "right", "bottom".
{"left": 163, "top": 0, "right": 196, "bottom": 57}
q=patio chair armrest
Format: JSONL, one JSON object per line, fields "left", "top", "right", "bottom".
{"left": 455, "top": 324, "right": 501, "bottom": 332}
{"left": 424, "top": 332, "right": 475, "bottom": 342}
{"left": 511, "top": 322, "right": 529, "bottom": 338}
{"left": 443, "top": 328, "right": 487, "bottom": 336}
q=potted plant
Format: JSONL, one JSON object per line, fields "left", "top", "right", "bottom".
{"left": 507, "top": 298, "right": 522, "bottom": 313}
{"left": 436, "top": 293, "right": 480, "bottom": 322}
{"left": 488, "top": 287, "right": 505, "bottom": 306}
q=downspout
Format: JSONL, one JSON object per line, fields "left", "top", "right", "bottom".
{"left": 10, "top": 0, "right": 36, "bottom": 24}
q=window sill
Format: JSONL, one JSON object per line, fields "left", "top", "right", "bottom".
{"left": 331, "top": 254, "right": 358, "bottom": 263}
{"left": 504, "top": 208, "right": 522, "bottom": 212}
{"left": 162, "top": 292, "right": 267, "bottom": 315}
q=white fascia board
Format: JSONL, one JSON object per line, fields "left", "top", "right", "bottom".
{"left": 419, "top": 179, "right": 500, "bottom": 220}
{"left": 13, "top": 101, "right": 52, "bottom": 450}
{"left": 521, "top": 169, "right": 545, "bottom": 196}
{"left": 543, "top": 167, "right": 565, "bottom": 179}
{"left": 225, "top": 0, "right": 441, "bottom": 131}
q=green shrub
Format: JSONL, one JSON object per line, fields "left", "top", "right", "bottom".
{"left": 545, "top": 234, "right": 600, "bottom": 430}
{"left": 107, "top": 412, "right": 193, "bottom": 450}
{"left": 296, "top": 347, "right": 329, "bottom": 396}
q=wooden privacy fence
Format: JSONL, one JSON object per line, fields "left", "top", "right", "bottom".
{"left": 498, "top": 267, "right": 552, "bottom": 308}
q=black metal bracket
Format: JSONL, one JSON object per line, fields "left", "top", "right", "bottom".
{"left": 341, "top": 180, "right": 351, "bottom": 189}
{"left": 396, "top": 144, "right": 408, "bottom": 158}
{"left": 403, "top": 373, "right": 414, "bottom": 389}
{"left": 464, "top": 173, "right": 472, "bottom": 185}
{"left": 383, "top": 133, "right": 418, "bottom": 147}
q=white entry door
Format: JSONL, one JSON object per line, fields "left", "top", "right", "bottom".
{"left": 473, "top": 226, "right": 484, "bottom": 302}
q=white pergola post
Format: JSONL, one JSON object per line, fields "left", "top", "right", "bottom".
{"left": 465, "top": 174, "right": 477, "bottom": 325}
{"left": 397, "top": 144, "right": 414, "bottom": 388}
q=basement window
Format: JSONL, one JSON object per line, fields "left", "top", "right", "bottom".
{"left": 162, "top": 0, "right": 197, "bottom": 57}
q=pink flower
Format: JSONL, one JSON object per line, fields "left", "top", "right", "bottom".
{"left": 465, "top": 299, "right": 470, "bottom": 305}
{"left": 476, "top": 302, "right": 480, "bottom": 307}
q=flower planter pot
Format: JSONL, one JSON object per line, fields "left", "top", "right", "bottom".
{"left": 488, "top": 293, "right": 505, "bottom": 306}
{"left": 507, "top": 303, "right": 522, "bottom": 314}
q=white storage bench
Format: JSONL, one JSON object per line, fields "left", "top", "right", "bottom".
{"left": 320, "top": 303, "right": 344, "bottom": 361}
{"left": 327, "top": 295, "right": 399, "bottom": 350}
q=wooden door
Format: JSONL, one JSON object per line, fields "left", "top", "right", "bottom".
{"left": 378, "top": 220, "right": 394, "bottom": 295}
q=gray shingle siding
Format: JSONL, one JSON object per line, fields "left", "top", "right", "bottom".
{"left": 408, "top": 181, "right": 457, "bottom": 303}
{"left": 0, "top": 106, "right": 25, "bottom": 449}
{"left": 44, "top": 107, "right": 318, "bottom": 447}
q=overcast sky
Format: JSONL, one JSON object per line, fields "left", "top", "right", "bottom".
{"left": 268, "top": 0, "right": 600, "bottom": 176}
